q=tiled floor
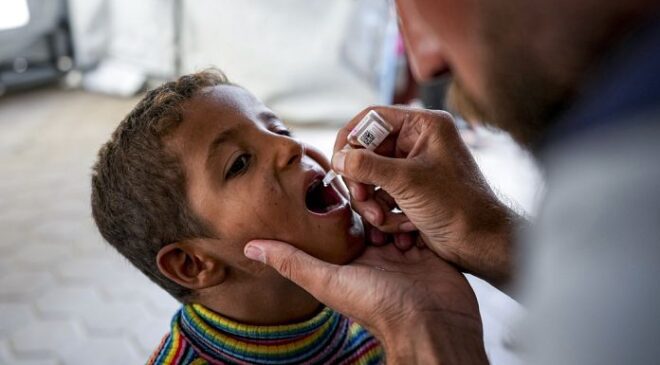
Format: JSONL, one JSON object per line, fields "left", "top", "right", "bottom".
{"left": 0, "top": 88, "right": 178, "bottom": 365}
{"left": 0, "top": 87, "right": 541, "bottom": 365}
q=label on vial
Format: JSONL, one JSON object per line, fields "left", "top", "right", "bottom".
{"left": 356, "top": 122, "right": 389, "bottom": 150}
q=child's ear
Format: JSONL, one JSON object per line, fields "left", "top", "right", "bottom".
{"left": 156, "top": 240, "right": 227, "bottom": 290}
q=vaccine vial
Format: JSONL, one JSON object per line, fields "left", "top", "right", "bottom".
{"left": 347, "top": 110, "right": 394, "bottom": 150}
{"left": 323, "top": 110, "right": 393, "bottom": 186}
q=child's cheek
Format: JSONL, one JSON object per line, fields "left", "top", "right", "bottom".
{"left": 303, "top": 145, "right": 331, "bottom": 171}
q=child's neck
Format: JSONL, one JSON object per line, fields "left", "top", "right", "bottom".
{"left": 196, "top": 274, "right": 322, "bottom": 325}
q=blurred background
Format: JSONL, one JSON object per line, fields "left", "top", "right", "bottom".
{"left": 0, "top": 0, "right": 541, "bottom": 364}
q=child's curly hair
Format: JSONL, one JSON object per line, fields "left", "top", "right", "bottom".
{"left": 91, "top": 69, "right": 230, "bottom": 301}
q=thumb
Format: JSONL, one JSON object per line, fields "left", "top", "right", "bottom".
{"left": 244, "top": 240, "right": 340, "bottom": 305}
{"left": 333, "top": 148, "right": 405, "bottom": 193}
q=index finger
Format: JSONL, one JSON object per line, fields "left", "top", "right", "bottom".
{"left": 245, "top": 239, "right": 342, "bottom": 306}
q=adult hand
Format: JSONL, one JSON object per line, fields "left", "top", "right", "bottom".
{"left": 244, "top": 240, "right": 488, "bottom": 365}
{"left": 333, "top": 106, "right": 520, "bottom": 290}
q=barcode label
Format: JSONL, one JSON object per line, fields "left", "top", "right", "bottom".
{"left": 348, "top": 111, "right": 392, "bottom": 150}
{"left": 356, "top": 121, "right": 389, "bottom": 150}
{"left": 360, "top": 130, "right": 376, "bottom": 146}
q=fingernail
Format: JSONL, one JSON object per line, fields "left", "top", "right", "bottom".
{"left": 363, "top": 209, "right": 377, "bottom": 223}
{"left": 399, "top": 221, "right": 416, "bottom": 232}
{"left": 332, "top": 151, "right": 346, "bottom": 172}
{"left": 244, "top": 245, "right": 265, "bottom": 263}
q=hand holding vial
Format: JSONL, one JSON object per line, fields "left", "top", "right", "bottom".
{"left": 323, "top": 110, "right": 394, "bottom": 186}
{"left": 331, "top": 106, "right": 517, "bottom": 286}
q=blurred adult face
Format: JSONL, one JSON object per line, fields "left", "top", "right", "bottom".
{"left": 396, "top": 0, "right": 573, "bottom": 148}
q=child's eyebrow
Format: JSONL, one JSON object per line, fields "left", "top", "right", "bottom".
{"left": 207, "top": 128, "right": 238, "bottom": 162}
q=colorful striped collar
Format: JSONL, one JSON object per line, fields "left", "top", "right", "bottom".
{"left": 160, "top": 303, "right": 382, "bottom": 364}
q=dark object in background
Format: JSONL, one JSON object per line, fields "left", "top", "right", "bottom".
{"left": 0, "top": 0, "right": 74, "bottom": 96}
{"left": 419, "top": 74, "right": 470, "bottom": 130}
{"left": 419, "top": 74, "right": 451, "bottom": 110}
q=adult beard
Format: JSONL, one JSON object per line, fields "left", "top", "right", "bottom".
{"left": 445, "top": 56, "right": 573, "bottom": 152}
{"left": 445, "top": 4, "right": 576, "bottom": 151}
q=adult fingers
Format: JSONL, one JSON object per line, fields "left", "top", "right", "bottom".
{"left": 333, "top": 105, "right": 442, "bottom": 158}
{"left": 365, "top": 224, "right": 389, "bottom": 246}
{"left": 332, "top": 106, "right": 442, "bottom": 205}
{"left": 352, "top": 196, "right": 415, "bottom": 234}
{"left": 394, "top": 233, "right": 416, "bottom": 251}
{"left": 344, "top": 178, "right": 369, "bottom": 202}
{"left": 332, "top": 148, "right": 408, "bottom": 195}
{"left": 244, "top": 240, "right": 341, "bottom": 306}
{"left": 351, "top": 198, "right": 385, "bottom": 226}
{"left": 373, "top": 188, "right": 397, "bottom": 209}
{"left": 363, "top": 189, "right": 398, "bottom": 227}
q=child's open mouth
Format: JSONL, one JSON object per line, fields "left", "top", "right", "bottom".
{"left": 305, "top": 177, "right": 345, "bottom": 215}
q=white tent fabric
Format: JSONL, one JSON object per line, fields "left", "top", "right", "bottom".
{"left": 66, "top": 0, "right": 381, "bottom": 124}
{"left": 180, "top": 0, "right": 379, "bottom": 124}
{"left": 67, "top": 0, "right": 108, "bottom": 69}
{"left": 68, "top": 0, "right": 174, "bottom": 76}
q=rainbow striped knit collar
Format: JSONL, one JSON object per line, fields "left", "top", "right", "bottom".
{"left": 148, "top": 303, "right": 384, "bottom": 364}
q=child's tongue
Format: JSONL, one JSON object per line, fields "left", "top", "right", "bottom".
{"left": 305, "top": 180, "right": 342, "bottom": 214}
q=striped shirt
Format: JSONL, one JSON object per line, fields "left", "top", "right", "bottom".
{"left": 147, "top": 304, "right": 384, "bottom": 364}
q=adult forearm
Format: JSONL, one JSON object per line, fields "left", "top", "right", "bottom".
{"left": 381, "top": 312, "right": 489, "bottom": 365}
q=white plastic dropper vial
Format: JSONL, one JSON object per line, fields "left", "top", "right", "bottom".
{"left": 323, "top": 110, "right": 394, "bottom": 186}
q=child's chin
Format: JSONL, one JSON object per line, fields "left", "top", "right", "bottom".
{"left": 312, "top": 211, "right": 365, "bottom": 264}
{"left": 345, "top": 238, "right": 367, "bottom": 263}
{"left": 344, "top": 210, "right": 366, "bottom": 261}
{"left": 335, "top": 229, "right": 366, "bottom": 264}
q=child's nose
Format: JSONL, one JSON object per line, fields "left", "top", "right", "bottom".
{"left": 273, "top": 136, "right": 303, "bottom": 170}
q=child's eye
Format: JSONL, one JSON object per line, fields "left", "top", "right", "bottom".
{"left": 275, "top": 129, "right": 292, "bottom": 137}
{"left": 226, "top": 153, "right": 251, "bottom": 179}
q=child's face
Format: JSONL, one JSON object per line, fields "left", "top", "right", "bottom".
{"left": 167, "top": 85, "right": 364, "bottom": 268}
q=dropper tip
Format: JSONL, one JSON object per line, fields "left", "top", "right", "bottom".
{"left": 322, "top": 170, "right": 338, "bottom": 186}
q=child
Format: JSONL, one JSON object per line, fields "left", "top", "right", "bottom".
{"left": 91, "top": 69, "right": 384, "bottom": 364}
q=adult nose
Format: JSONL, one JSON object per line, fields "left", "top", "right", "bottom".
{"left": 395, "top": 0, "right": 449, "bottom": 82}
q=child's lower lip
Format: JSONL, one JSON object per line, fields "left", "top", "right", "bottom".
{"left": 306, "top": 198, "right": 350, "bottom": 218}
